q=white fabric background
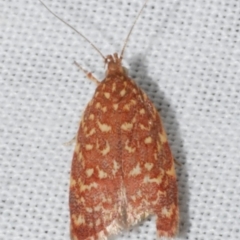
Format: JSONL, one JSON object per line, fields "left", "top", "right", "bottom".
{"left": 1, "top": 0, "right": 239, "bottom": 239}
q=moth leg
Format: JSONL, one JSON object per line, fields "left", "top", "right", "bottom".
{"left": 74, "top": 61, "right": 100, "bottom": 85}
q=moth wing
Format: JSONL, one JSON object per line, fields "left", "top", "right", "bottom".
{"left": 69, "top": 85, "right": 124, "bottom": 240}
{"left": 120, "top": 82, "right": 179, "bottom": 237}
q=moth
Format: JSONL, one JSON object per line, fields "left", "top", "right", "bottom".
{"left": 40, "top": 0, "right": 179, "bottom": 239}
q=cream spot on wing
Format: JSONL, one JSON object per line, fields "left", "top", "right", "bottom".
{"left": 86, "top": 208, "right": 93, "bottom": 213}
{"left": 70, "top": 177, "right": 76, "bottom": 187}
{"left": 89, "top": 114, "right": 95, "bottom": 120}
{"left": 143, "top": 173, "right": 164, "bottom": 184}
{"left": 125, "top": 140, "right": 136, "bottom": 153}
{"left": 140, "top": 123, "right": 149, "bottom": 130}
{"left": 140, "top": 108, "right": 145, "bottom": 115}
{"left": 121, "top": 122, "right": 133, "bottom": 131}
{"left": 131, "top": 99, "right": 137, "bottom": 105}
{"left": 133, "top": 89, "right": 137, "bottom": 94}
{"left": 77, "top": 151, "right": 83, "bottom": 163}
{"left": 80, "top": 182, "right": 98, "bottom": 192}
{"left": 120, "top": 88, "right": 126, "bottom": 96}
{"left": 89, "top": 223, "right": 93, "bottom": 228}
{"left": 87, "top": 128, "right": 96, "bottom": 137}
{"left": 131, "top": 190, "right": 143, "bottom": 202}
{"left": 144, "top": 136, "right": 152, "bottom": 144}
{"left": 160, "top": 132, "right": 167, "bottom": 143}
{"left": 94, "top": 205, "right": 101, "bottom": 211}
{"left": 95, "top": 219, "right": 101, "bottom": 226}
{"left": 131, "top": 195, "right": 136, "bottom": 201}
{"left": 112, "top": 160, "right": 120, "bottom": 175}
{"left": 101, "top": 141, "right": 110, "bottom": 156}
{"left": 144, "top": 162, "right": 154, "bottom": 171}
{"left": 102, "top": 106, "right": 107, "bottom": 112}
{"left": 129, "top": 163, "right": 141, "bottom": 176}
{"left": 123, "top": 99, "right": 137, "bottom": 111}
{"left": 95, "top": 102, "right": 101, "bottom": 109}
{"left": 104, "top": 92, "right": 110, "bottom": 99}
{"left": 162, "top": 205, "right": 175, "bottom": 217}
{"left": 75, "top": 143, "right": 80, "bottom": 154}
{"left": 86, "top": 168, "right": 94, "bottom": 177}
{"left": 123, "top": 103, "right": 130, "bottom": 111}
{"left": 75, "top": 215, "right": 85, "bottom": 225}
{"left": 131, "top": 116, "right": 137, "bottom": 123}
{"left": 112, "top": 83, "right": 116, "bottom": 92}
{"left": 143, "top": 92, "right": 148, "bottom": 100}
{"left": 97, "top": 120, "right": 112, "bottom": 132}
{"left": 85, "top": 144, "right": 93, "bottom": 150}
{"left": 167, "top": 163, "right": 176, "bottom": 176}
{"left": 83, "top": 126, "right": 88, "bottom": 133}
{"left": 113, "top": 103, "right": 118, "bottom": 110}
{"left": 95, "top": 102, "right": 107, "bottom": 112}
{"left": 161, "top": 206, "right": 169, "bottom": 216}
{"left": 98, "top": 168, "right": 108, "bottom": 179}
{"left": 157, "top": 140, "right": 162, "bottom": 151}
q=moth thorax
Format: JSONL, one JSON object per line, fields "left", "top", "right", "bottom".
{"left": 105, "top": 53, "right": 127, "bottom": 77}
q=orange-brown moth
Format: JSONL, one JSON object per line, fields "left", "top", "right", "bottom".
{"left": 40, "top": 0, "right": 179, "bottom": 239}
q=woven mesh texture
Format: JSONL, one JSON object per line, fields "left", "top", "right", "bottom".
{"left": 1, "top": 0, "right": 240, "bottom": 239}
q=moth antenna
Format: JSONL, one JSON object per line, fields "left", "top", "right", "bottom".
{"left": 39, "top": 0, "right": 106, "bottom": 61}
{"left": 120, "top": 0, "right": 149, "bottom": 59}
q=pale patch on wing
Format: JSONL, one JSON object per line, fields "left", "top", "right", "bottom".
{"left": 129, "top": 163, "right": 141, "bottom": 176}
{"left": 102, "top": 106, "right": 107, "bottom": 112}
{"left": 95, "top": 102, "right": 101, "bottom": 109}
{"left": 97, "top": 120, "right": 112, "bottom": 132}
{"left": 89, "top": 114, "right": 95, "bottom": 120}
{"left": 121, "top": 122, "right": 133, "bottom": 131}
{"left": 86, "top": 128, "right": 96, "bottom": 137}
{"left": 113, "top": 103, "right": 118, "bottom": 110}
{"left": 140, "top": 123, "right": 150, "bottom": 130}
{"left": 144, "top": 136, "right": 152, "bottom": 144}
{"left": 95, "top": 218, "right": 101, "bottom": 226}
{"left": 125, "top": 140, "right": 136, "bottom": 153}
{"left": 160, "top": 132, "right": 167, "bottom": 143}
{"left": 96, "top": 140, "right": 110, "bottom": 156}
{"left": 123, "top": 99, "right": 137, "bottom": 110}
{"left": 143, "top": 174, "right": 164, "bottom": 184}
{"left": 86, "top": 168, "right": 94, "bottom": 177}
{"left": 112, "top": 82, "right": 116, "bottom": 92}
{"left": 74, "top": 143, "right": 80, "bottom": 154}
{"left": 112, "top": 160, "right": 120, "bottom": 175}
{"left": 104, "top": 92, "right": 110, "bottom": 99}
{"left": 144, "top": 162, "right": 154, "bottom": 171}
{"left": 75, "top": 214, "right": 86, "bottom": 225}
{"left": 120, "top": 88, "right": 126, "bottom": 96}
{"left": 80, "top": 181, "right": 98, "bottom": 192}
{"left": 85, "top": 144, "right": 93, "bottom": 150}
{"left": 98, "top": 168, "right": 108, "bottom": 179}
{"left": 95, "top": 102, "right": 107, "bottom": 112}
{"left": 70, "top": 177, "right": 76, "bottom": 187}
{"left": 140, "top": 108, "right": 145, "bottom": 115}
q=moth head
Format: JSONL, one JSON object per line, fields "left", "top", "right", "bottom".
{"left": 105, "top": 53, "right": 127, "bottom": 76}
